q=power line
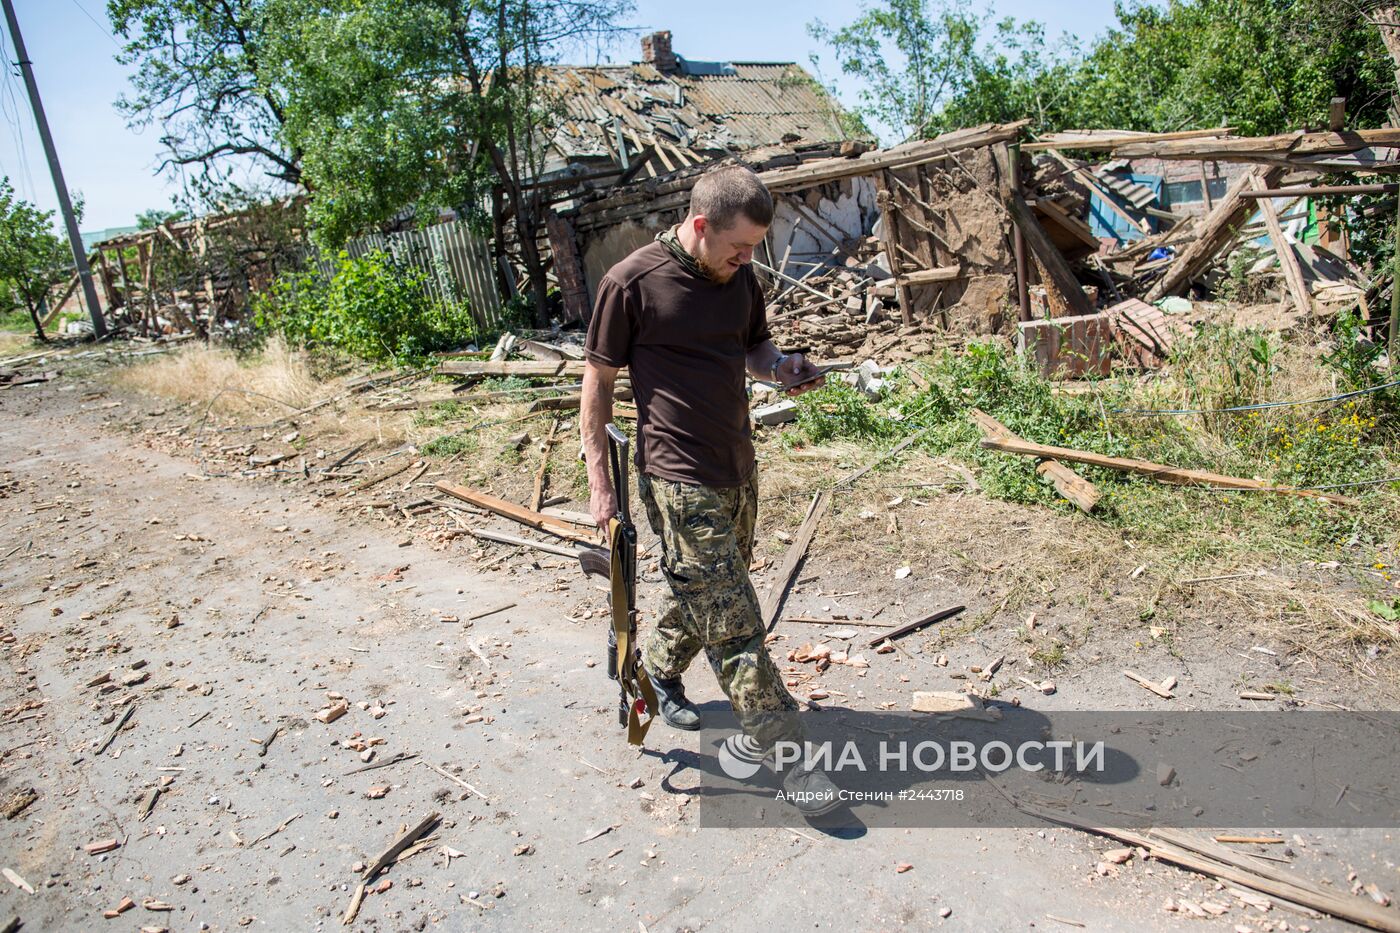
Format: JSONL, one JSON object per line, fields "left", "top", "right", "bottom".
{"left": 0, "top": 35, "right": 38, "bottom": 203}
{"left": 64, "top": 0, "right": 121, "bottom": 49}
{"left": 1113, "top": 378, "right": 1400, "bottom": 416}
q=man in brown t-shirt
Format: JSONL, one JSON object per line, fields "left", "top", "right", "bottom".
{"left": 581, "top": 165, "right": 839, "bottom": 817}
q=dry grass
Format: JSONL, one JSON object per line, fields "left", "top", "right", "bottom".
{"left": 112, "top": 337, "right": 322, "bottom": 416}
{"left": 0, "top": 331, "right": 36, "bottom": 359}
{"left": 110, "top": 337, "right": 412, "bottom": 458}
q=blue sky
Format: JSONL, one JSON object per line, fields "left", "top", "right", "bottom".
{"left": 3, "top": 0, "right": 1123, "bottom": 233}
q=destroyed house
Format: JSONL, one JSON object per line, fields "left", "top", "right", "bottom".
{"left": 535, "top": 30, "right": 849, "bottom": 189}
{"left": 534, "top": 31, "right": 896, "bottom": 321}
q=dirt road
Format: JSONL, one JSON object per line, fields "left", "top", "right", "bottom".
{"left": 0, "top": 375, "right": 1392, "bottom": 931}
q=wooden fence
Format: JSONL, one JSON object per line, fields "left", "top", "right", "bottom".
{"left": 320, "top": 219, "right": 505, "bottom": 332}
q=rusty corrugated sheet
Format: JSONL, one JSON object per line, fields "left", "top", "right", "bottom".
{"left": 535, "top": 58, "right": 846, "bottom": 169}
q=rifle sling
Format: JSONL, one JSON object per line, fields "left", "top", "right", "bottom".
{"left": 610, "top": 518, "right": 657, "bottom": 745}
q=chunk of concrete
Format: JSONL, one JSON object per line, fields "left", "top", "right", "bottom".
{"left": 752, "top": 400, "right": 798, "bottom": 426}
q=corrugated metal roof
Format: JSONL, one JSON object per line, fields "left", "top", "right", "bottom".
{"left": 538, "top": 57, "right": 845, "bottom": 172}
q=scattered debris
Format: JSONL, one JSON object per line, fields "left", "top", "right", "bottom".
{"left": 1123, "top": 670, "right": 1176, "bottom": 700}
{"left": 762, "top": 490, "right": 830, "bottom": 631}
{"left": 980, "top": 435, "right": 1356, "bottom": 507}
{"left": 1, "top": 868, "right": 33, "bottom": 895}
{"left": 867, "top": 605, "right": 965, "bottom": 648}
{"left": 2, "top": 788, "right": 37, "bottom": 820}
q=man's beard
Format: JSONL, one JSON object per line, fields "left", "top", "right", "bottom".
{"left": 694, "top": 253, "right": 736, "bottom": 283}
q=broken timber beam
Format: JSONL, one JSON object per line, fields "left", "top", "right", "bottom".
{"left": 978, "top": 436, "right": 1356, "bottom": 506}
{"left": 762, "top": 490, "right": 830, "bottom": 633}
{"left": 436, "top": 360, "right": 589, "bottom": 379}
{"left": 968, "top": 409, "right": 1099, "bottom": 513}
{"left": 1009, "top": 800, "right": 1400, "bottom": 933}
{"left": 467, "top": 528, "right": 586, "bottom": 559}
{"left": 434, "top": 481, "right": 603, "bottom": 544}
{"left": 1146, "top": 165, "right": 1287, "bottom": 301}
{"left": 867, "top": 605, "right": 965, "bottom": 648}
{"left": 1248, "top": 174, "right": 1313, "bottom": 315}
{"left": 1111, "top": 126, "right": 1400, "bottom": 172}
{"left": 874, "top": 180, "right": 914, "bottom": 325}
{"left": 527, "top": 396, "right": 637, "bottom": 417}
{"left": 1003, "top": 192, "right": 1096, "bottom": 319}
{"left": 895, "top": 266, "right": 963, "bottom": 287}
{"left": 1025, "top": 127, "right": 1237, "bottom": 152}
{"left": 1239, "top": 183, "right": 1399, "bottom": 199}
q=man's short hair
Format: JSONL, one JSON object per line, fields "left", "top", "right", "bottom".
{"left": 689, "top": 165, "right": 773, "bottom": 230}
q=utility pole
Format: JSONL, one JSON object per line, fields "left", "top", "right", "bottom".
{"left": 1, "top": 0, "right": 107, "bottom": 338}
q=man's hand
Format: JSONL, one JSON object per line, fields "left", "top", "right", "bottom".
{"left": 776, "top": 352, "right": 825, "bottom": 397}
{"left": 590, "top": 485, "right": 617, "bottom": 539}
{"left": 581, "top": 359, "right": 622, "bottom": 542}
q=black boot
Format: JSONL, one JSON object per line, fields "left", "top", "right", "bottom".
{"left": 781, "top": 760, "right": 842, "bottom": 818}
{"left": 646, "top": 668, "right": 701, "bottom": 731}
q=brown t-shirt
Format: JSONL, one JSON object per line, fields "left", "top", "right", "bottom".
{"left": 585, "top": 240, "right": 770, "bottom": 488}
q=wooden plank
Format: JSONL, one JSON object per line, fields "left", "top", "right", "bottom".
{"left": 1032, "top": 197, "right": 1099, "bottom": 254}
{"left": 1197, "top": 162, "right": 1214, "bottom": 213}
{"left": 527, "top": 396, "right": 636, "bottom": 417}
{"left": 466, "top": 528, "right": 585, "bottom": 559}
{"left": 1027, "top": 453, "right": 1100, "bottom": 512}
{"left": 1240, "top": 183, "right": 1398, "bottom": 198}
{"left": 895, "top": 266, "right": 963, "bottom": 287}
{"left": 761, "top": 491, "right": 830, "bottom": 632}
{"left": 1034, "top": 460, "right": 1101, "bottom": 514}
{"left": 1025, "top": 127, "right": 1238, "bottom": 152}
{"left": 969, "top": 409, "right": 1099, "bottom": 513}
{"left": 759, "top": 120, "right": 1029, "bottom": 193}
{"left": 436, "top": 360, "right": 588, "bottom": 379}
{"left": 866, "top": 605, "right": 966, "bottom": 648}
{"left": 434, "top": 482, "right": 603, "bottom": 544}
{"left": 1115, "top": 126, "right": 1400, "bottom": 158}
{"left": 1009, "top": 803, "right": 1400, "bottom": 933}
{"left": 1003, "top": 192, "right": 1096, "bottom": 319}
{"left": 1146, "top": 166, "right": 1287, "bottom": 301}
{"left": 978, "top": 436, "right": 1355, "bottom": 506}
{"left": 874, "top": 177, "right": 913, "bottom": 325}
{"left": 1249, "top": 174, "right": 1312, "bottom": 314}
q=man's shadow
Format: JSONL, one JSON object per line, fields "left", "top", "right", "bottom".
{"left": 636, "top": 700, "right": 1141, "bottom": 839}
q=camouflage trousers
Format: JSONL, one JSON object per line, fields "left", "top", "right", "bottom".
{"left": 638, "top": 471, "right": 800, "bottom": 750}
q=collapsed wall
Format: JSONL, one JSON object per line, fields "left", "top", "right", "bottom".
{"left": 551, "top": 122, "right": 1031, "bottom": 352}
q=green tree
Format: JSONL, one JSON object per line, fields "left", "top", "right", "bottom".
{"left": 811, "top": 0, "right": 1392, "bottom": 141}
{"left": 1071, "top": 0, "right": 1391, "bottom": 136}
{"left": 135, "top": 207, "right": 188, "bottom": 230}
{"left": 108, "top": 0, "right": 300, "bottom": 202}
{"left": 0, "top": 178, "right": 69, "bottom": 342}
{"left": 809, "top": 0, "right": 1083, "bottom": 140}
{"left": 263, "top": 0, "right": 629, "bottom": 326}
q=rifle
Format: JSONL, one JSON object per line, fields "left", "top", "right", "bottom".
{"left": 577, "top": 424, "right": 656, "bottom": 745}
